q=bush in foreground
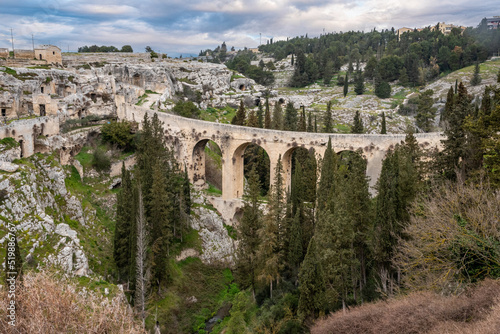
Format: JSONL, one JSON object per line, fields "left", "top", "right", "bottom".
{"left": 0, "top": 271, "right": 145, "bottom": 333}
{"left": 311, "top": 279, "right": 500, "bottom": 334}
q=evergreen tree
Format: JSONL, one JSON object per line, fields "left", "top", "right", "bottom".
{"left": 323, "top": 61, "right": 334, "bottom": 85}
{"left": 354, "top": 70, "right": 365, "bottom": 95}
{"left": 307, "top": 111, "right": 313, "bottom": 132}
{"left": 257, "top": 209, "right": 280, "bottom": 299}
{"left": 114, "top": 163, "right": 136, "bottom": 282}
{"left": 135, "top": 186, "right": 148, "bottom": 328}
{"left": 272, "top": 102, "right": 283, "bottom": 130}
{"left": 149, "top": 159, "right": 172, "bottom": 291}
{"left": 470, "top": 62, "right": 482, "bottom": 86}
{"left": 284, "top": 101, "right": 298, "bottom": 131}
{"left": 440, "top": 82, "right": 473, "bottom": 179}
{"left": 323, "top": 101, "right": 333, "bottom": 133}
{"left": 316, "top": 138, "right": 337, "bottom": 212}
{"left": 373, "top": 142, "right": 420, "bottom": 295}
{"left": 232, "top": 100, "right": 246, "bottom": 125}
{"left": 314, "top": 116, "right": 318, "bottom": 132}
{"left": 298, "top": 237, "right": 326, "bottom": 320}
{"left": 264, "top": 97, "right": 272, "bottom": 129}
{"left": 246, "top": 109, "right": 258, "bottom": 127}
{"left": 442, "top": 85, "right": 455, "bottom": 126}
{"left": 257, "top": 102, "right": 264, "bottom": 128}
{"left": 236, "top": 166, "right": 263, "bottom": 298}
{"left": 375, "top": 77, "right": 391, "bottom": 98}
{"left": 381, "top": 112, "right": 387, "bottom": 134}
{"left": 298, "top": 106, "right": 307, "bottom": 132}
{"left": 399, "top": 67, "right": 409, "bottom": 87}
{"left": 343, "top": 74, "right": 349, "bottom": 97}
{"left": 351, "top": 110, "right": 364, "bottom": 133}
{"left": 415, "top": 89, "right": 437, "bottom": 132}
{"left": 497, "top": 69, "right": 500, "bottom": 83}
{"left": 364, "top": 56, "right": 377, "bottom": 80}
{"left": 287, "top": 210, "right": 303, "bottom": 282}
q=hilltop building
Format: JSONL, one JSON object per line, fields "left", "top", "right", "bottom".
{"left": 484, "top": 16, "right": 500, "bottom": 29}
{"left": 431, "top": 22, "right": 467, "bottom": 35}
{"left": 0, "top": 45, "right": 62, "bottom": 66}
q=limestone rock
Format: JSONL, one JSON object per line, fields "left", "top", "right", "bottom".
{"left": 0, "top": 161, "right": 19, "bottom": 172}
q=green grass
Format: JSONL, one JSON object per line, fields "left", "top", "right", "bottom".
{"left": 74, "top": 146, "right": 93, "bottom": 170}
{"left": 0, "top": 137, "right": 19, "bottom": 150}
{"left": 205, "top": 183, "right": 222, "bottom": 196}
{"left": 334, "top": 123, "right": 351, "bottom": 133}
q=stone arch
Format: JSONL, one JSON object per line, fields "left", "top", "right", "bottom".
{"left": 231, "top": 142, "right": 270, "bottom": 199}
{"left": 191, "top": 139, "right": 223, "bottom": 193}
{"left": 282, "top": 146, "right": 316, "bottom": 192}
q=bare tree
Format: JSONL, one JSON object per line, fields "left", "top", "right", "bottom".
{"left": 135, "top": 188, "right": 149, "bottom": 329}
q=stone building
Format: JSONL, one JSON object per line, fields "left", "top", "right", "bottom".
{"left": 431, "top": 22, "right": 466, "bottom": 35}
{"left": 34, "top": 45, "right": 62, "bottom": 65}
{"left": 13, "top": 49, "right": 35, "bottom": 60}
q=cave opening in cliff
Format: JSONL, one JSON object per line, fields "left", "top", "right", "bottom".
{"left": 239, "top": 84, "right": 245, "bottom": 91}
{"left": 39, "top": 104, "right": 46, "bottom": 116}
{"left": 1, "top": 109, "right": 5, "bottom": 117}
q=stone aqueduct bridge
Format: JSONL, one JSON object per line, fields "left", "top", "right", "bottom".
{"left": 117, "top": 104, "right": 444, "bottom": 200}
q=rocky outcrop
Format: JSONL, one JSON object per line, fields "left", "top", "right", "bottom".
{"left": 0, "top": 146, "right": 90, "bottom": 276}
{"left": 189, "top": 190, "right": 236, "bottom": 266}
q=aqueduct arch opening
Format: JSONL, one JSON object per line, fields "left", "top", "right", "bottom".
{"left": 231, "top": 142, "right": 270, "bottom": 199}
{"left": 191, "top": 139, "right": 223, "bottom": 193}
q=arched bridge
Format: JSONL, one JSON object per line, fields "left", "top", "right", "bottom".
{"left": 117, "top": 104, "right": 444, "bottom": 201}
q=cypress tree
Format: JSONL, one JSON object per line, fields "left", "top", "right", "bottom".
{"left": 352, "top": 110, "right": 364, "bottom": 133}
{"left": 288, "top": 210, "right": 303, "bottom": 281}
{"left": 149, "top": 159, "right": 172, "bottom": 291}
{"left": 442, "top": 85, "right": 455, "bottom": 126}
{"left": 354, "top": 69, "right": 365, "bottom": 95}
{"left": 323, "top": 101, "right": 333, "bottom": 133}
{"left": 307, "top": 111, "right": 313, "bottom": 132}
{"left": 232, "top": 100, "right": 246, "bottom": 125}
{"left": 114, "top": 163, "right": 136, "bottom": 282}
{"left": 314, "top": 116, "right": 318, "bottom": 132}
{"left": 316, "top": 138, "right": 337, "bottom": 212}
{"left": 257, "top": 209, "right": 280, "bottom": 299}
{"left": 399, "top": 67, "right": 409, "bottom": 87}
{"left": 470, "top": 62, "right": 481, "bottom": 86}
{"left": 440, "top": 82, "right": 473, "bottom": 179}
{"left": 415, "top": 89, "right": 437, "bottom": 132}
{"left": 284, "top": 101, "right": 298, "bottom": 131}
{"left": 298, "top": 237, "right": 326, "bottom": 321}
{"left": 236, "top": 166, "right": 263, "bottom": 298}
{"left": 381, "top": 112, "right": 387, "bottom": 134}
{"left": 264, "top": 97, "right": 272, "bottom": 129}
{"left": 257, "top": 102, "right": 264, "bottom": 128}
{"left": 343, "top": 74, "right": 349, "bottom": 97}
{"left": 246, "top": 109, "right": 258, "bottom": 127}
{"left": 373, "top": 143, "right": 420, "bottom": 295}
{"left": 272, "top": 102, "right": 283, "bottom": 130}
{"left": 298, "top": 106, "right": 307, "bottom": 132}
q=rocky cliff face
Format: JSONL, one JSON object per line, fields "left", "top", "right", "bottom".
{"left": 0, "top": 149, "right": 90, "bottom": 276}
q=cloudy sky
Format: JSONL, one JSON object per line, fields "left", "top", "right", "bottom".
{"left": 0, "top": 0, "right": 496, "bottom": 56}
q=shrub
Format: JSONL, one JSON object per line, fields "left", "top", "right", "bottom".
{"left": 172, "top": 100, "right": 201, "bottom": 119}
{"left": 92, "top": 148, "right": 111, "bottom": 172}
{"left": 311, "top": 279, "right": 500, "bottom": 334}
{"left": 393, "top": 181, "right": 500, "bottom": 293}
{"left": 375, "top": 81, "right": 391, "bottom": 98}
{"left": 100, "top": 121, "right": 134, "bottom": 150}
{"left": 0, "top": 271, "right": 145, "bottom": 333}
